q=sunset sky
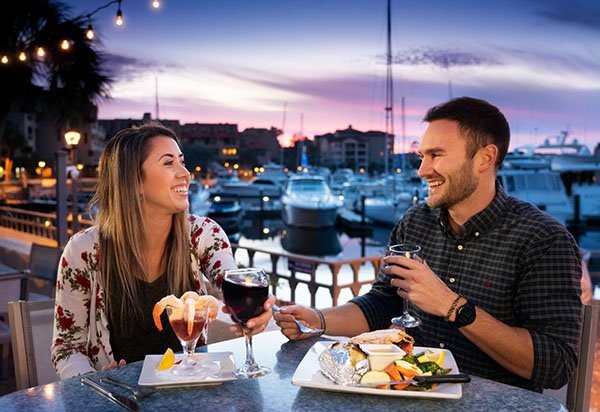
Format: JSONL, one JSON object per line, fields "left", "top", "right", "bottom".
{"left": 62, "top": 0, "right": 600, "bottom": 151}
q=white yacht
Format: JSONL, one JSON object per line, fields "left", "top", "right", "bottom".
{"left": 219, "top": 162, "right": 288, "bottom": 198}
{"left": 281, "top": 175, "right": 343, "bottom": 228}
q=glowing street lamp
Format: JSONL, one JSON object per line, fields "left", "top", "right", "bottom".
{"left": 64, "top": 130, "right": 81, "bottom": 146}
{"left": 64, "top": 130, "right": 81, "bottom": 233}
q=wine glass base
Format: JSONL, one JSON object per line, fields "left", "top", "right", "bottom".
{"left": 235, "top": 365, "right": 272, "bottom": 379}
{"left": 391, "top": 314, "right": 421, "bottom": 329}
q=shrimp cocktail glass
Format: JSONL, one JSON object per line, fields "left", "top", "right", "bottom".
{"left": 222, "top": 267, "right": 272, "bottom": 378}
{"left": 167, "top": 303, "right": 211, "bottom": 376}
{"left": 153, "top": 292, "right": 218, "bottom": 377}
{"left": 388, "top": 243, "right": 422, "bottom": 329}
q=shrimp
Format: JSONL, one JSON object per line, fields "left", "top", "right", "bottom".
{"left": 152, "top": 295, "right": 183, "bottom": 331}
{"left": 152, "top": 292, "right": 220, "bottom": 332}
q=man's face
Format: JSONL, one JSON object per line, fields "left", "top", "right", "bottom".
{"left": 417, "top": 120, "right": 479, "bottom": 210}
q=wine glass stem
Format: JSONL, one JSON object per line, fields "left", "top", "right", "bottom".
{"left": 182, "top": 340, "right": 196, "bottom": 366}
{"left": 243, "top": 333, "right": 258, "bottom": 368}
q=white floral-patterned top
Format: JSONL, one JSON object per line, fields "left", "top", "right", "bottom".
{"left": 51, "top": 215, "right": 237, "bottom": 379}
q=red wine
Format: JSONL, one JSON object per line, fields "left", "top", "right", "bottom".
{"left": 169, "top": 316, "right": 207, "bottom": 345}
{"left": 222, "top": 273, "right": 268, "bottom": 325}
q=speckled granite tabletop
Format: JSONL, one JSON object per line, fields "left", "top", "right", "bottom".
{"left": 0, "top": 331, "right": 566, "bottom": 411}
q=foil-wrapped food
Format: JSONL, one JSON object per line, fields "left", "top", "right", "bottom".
{"left": 318, "top": 342, "right": 369, "bottom": 385}
{"left": 318, "top": 329, "right": 415, "bottom": 386}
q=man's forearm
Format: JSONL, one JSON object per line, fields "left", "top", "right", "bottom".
{"left": 321, "top": 303, "right": 371, "bottom": 337}
{"left": 460, "top": 306, "right": 534, "bottom": 379}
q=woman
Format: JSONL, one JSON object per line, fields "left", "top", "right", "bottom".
{"left": 51, "top": 122, "right": 274, "bottom": 378}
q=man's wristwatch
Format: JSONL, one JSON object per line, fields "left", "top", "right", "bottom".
{"left": 451, "top": 300, "right": 476, "bottom": 328}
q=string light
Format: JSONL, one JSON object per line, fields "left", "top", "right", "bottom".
{"left": 86, "top": 15, "right": 95, "bottom": 40}
{"left": 115, "top": 0, "right": 124, "bottom": 26}
{"left": 1, "top": 0, "right": 167, "bottom": 63}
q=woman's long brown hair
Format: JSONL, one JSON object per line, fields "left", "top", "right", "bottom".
{"left": 89, "top": 122, "right": 193, "bottom": 325}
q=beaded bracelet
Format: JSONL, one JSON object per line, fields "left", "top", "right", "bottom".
{"left": 314, "top": 308, "right": 326, "bottom": 335}
{"left": 444, "top": 294, "right": 464, "bottom": 322}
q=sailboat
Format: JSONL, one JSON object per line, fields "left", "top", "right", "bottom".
{"left": 357, "top": 0, "right": 419, "bottom": 226}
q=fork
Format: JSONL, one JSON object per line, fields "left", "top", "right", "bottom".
{"left": 100, "top": 377, "right": 157, "bottom": 400}
{"left": 272, "top": 304, "right": 324, "bottom": 335}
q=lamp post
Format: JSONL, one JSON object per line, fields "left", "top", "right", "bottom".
{"left": 64, "top": 130, "right": 81, "bottom": 234}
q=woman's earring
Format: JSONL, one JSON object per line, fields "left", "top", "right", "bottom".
{"left": 139, "top": 194, "right": 144, "bottom": 201}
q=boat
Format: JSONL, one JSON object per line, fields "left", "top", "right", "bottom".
{"left": 498, "top": 169, "right": 575, "bottom": 225}
{"left": 357, "top": 191, "right": 414, "bottom": 226}
{"left": 504, "top": 130, "right": 599, "bottom": 172}
{"left": 206, "top": 192, "right": 244, "bottom": 234}
{"left": 502, "top": 131, "right": 600, "bottom": 224}
{"left": 219, "top": 162, "right": 288, "bottom": 204}
{"left": 281, "top": 175, "right": 343, "bottom": 228}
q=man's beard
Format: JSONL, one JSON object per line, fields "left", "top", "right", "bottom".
{"left": 427, "top": 158, "right": 478, "bottom": 209}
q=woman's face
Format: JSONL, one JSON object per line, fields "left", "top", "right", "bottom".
{"left": 140, "top": 136, "right": 190, "bottom": 218}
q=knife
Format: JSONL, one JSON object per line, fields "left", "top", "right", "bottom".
{"left": 81, "top": 376, "right": 140, "bottom": 411}
{"left": 351, "top": 373, "right": 471, "bottom": 388}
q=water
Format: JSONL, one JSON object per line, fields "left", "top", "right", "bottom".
{"left": 192, "top": 192, "right": 600, "bottom": 260}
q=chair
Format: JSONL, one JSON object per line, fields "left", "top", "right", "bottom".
{"left": 565, "top": 303, "right": 599, "bottom": 412}
{"left": 8, "top": 299, "right": 59, "bottom": 389}
{"left": 0, "top": 272, "right": 28, "bottom": 379}
{"left": 2, "top": 243, "right": 61, "bottom": 301}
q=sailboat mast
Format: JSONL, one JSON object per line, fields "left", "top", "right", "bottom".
{"left": 155, "top": 76, "right": 160, "bottom": 120}
{"left": 384, "top": 0, "right": 395, "bottom": 175}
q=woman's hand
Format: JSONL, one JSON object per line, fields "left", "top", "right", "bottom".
{"left": 224, "top": 294, "right": 276, "bottom": 336}
{"left": 101, "top": 359, "right": 126, "bottom": 370}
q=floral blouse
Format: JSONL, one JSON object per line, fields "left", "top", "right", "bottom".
{"left": 51, "top": 215, "right": 237, "bottom": 379}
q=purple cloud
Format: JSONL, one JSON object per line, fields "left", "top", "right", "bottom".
{"left": 386, "top": 48, "right": 500, "bottom": 68}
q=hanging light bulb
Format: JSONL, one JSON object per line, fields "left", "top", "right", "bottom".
{"left": 1, "top": 55, "right": 8, "bottom": 64}
{"left": 60, "top": 39, "right": 71, "bottom": 50}
{"left": 115, "top": 1, "right": 124, "bottom": 26}
{"left": 86, "top": 24, "right": 95, "bottom": 40}
{"left": 37, "top": 47, "right": 46, "bottom": 57}
{"left": 18, "top": 52, "right": 27, "bottom": 61}
{"left": 152, "top": 0, "right": 160, "bottom": 8}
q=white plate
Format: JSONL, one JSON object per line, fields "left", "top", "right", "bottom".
{"left": 291, "top": 341, "right": 463, "bottom": 399}
{"left": 138, "top": 352, "right": 236, "bottom": 388}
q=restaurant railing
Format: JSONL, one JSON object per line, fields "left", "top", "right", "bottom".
{"left": 0, "top": 205, "right": 90, "bottom": 239}
{"left": 232, "top": 244, "right": 382, "bottom": 307}
{"left": 0, "top": 206, "right": 58, "bottom": 239}
{"left": 0, "top": 206, "right": 382, "bottom": 307}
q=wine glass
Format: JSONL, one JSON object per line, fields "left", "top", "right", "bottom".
{"left": 166, "top": 304, "right": 211, "bottom": 376}
{"left": 222, "top": 267, "right": 271, "bottom": 378}
{"left": 388, "top": 243, "right": 422, "bottom": 329}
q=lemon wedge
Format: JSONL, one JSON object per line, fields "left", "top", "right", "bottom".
{"left": 435, "top": 350, "right": 446, "bottom": 366}
{"left": 156, "top": 348, "right": 175, "bottom": 370}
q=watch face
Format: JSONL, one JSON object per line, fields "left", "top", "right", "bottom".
{"left": 455, "top": 302, "right": 476, "bottom": 328}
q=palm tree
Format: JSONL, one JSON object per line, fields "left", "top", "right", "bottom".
{"left": 0, "top": 0, "right": 112, "bottom": 179}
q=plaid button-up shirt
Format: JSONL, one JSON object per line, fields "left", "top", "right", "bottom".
{"left": 351, "top": 183, "right": 582, "bottom": 391}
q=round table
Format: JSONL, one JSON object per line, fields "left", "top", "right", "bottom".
{"left": 0, "top": 331, "right": 566, "bottom": 411}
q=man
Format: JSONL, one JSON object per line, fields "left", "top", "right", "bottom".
{"left": 274, "top": 97, "right": 582, "bottom": 392}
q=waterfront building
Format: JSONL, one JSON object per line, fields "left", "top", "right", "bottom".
{"left": 314, "top": 125, "right": 387, "bottom": 173}
{"left": 180, "top": 122, "right": 241, "bottom": 167}
{"left": 98, "top": 112, "right": 181, "bottom": 140}
{"left": 239, "top": 127, "right": 282, "bottom": 166}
